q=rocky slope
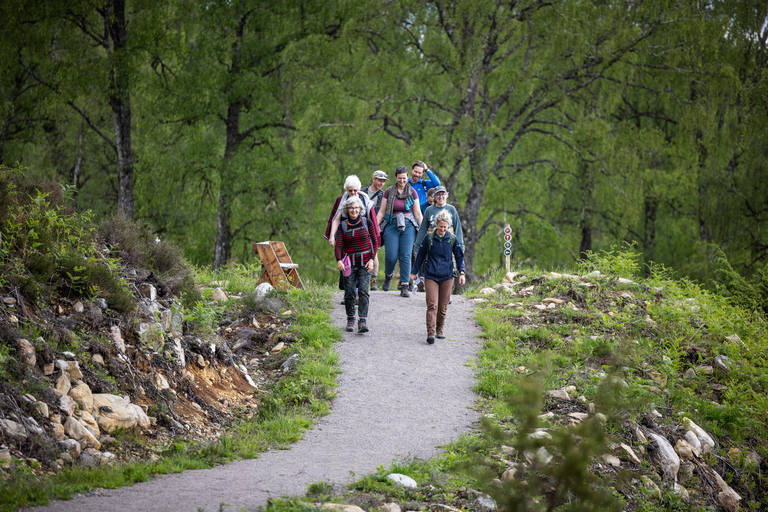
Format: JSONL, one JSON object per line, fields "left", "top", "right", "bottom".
{"left": 0, "top": 275, "right": 294, "bottom": 476}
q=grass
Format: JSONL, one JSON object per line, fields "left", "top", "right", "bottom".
{"left": 0, "top": 277, "right": 342, "bottom": 512}
{"left": 263, "top": 253, "right": 768, "bottom": 511}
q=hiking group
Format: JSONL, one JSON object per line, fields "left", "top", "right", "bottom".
{"left": 325, "top": 161, "right": 466, "bottom": 345}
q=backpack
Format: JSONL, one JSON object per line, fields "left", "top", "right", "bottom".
{"left": 422, "top": 230, "right": 457, "bottom": 276}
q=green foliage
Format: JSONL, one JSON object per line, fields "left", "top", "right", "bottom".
{"left": 99, "top": 215, "right": 201, "bottom": 307}
{"left": 0, "top": 166, "right": 133, "bottom": 311}
{"left": 577, "top": 244, "right": 642, "bottom": 279}
{"left": 714, "top": 247, "right": 768, "bottom": 315}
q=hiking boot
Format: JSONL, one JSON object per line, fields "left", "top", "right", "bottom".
{"left": 382, "top": 274, "right": 393, "bottom": 291}
{"left": 417, "top": 281, "right": 425, "bottom": 293}
{"left": 358, "top": 319, "right": 369, "bottom": 333}
{"left": 436, "top": 326, "right": 445, "bottom": 339}
{"left": 408, "top": 280, "right": 415, "bottom": 292}
{"left": 370, "top": 277, "right": 378, "bottom": 291}
{"left": 346, "top": 318, "right": 355, "bottom": 332}
{"left": 427, "top": 331, "right": 435, "bottom": 345}
{"left": 399, "top": 283, "right": 410, "bottom": 298}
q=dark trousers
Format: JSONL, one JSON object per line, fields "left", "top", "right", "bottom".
{"left": 425, "top": 278, "right": 453, "bottom": 335}
{"left": 345, "top": 265, "right": 370, "bottom": 320}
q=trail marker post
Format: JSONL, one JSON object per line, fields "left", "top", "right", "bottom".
{"left": 503, "top": 225, "right": 512, "bottom": 273}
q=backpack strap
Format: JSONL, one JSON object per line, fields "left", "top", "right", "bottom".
{"left": 340, "top": 217, "right": 374, "bottom": 256}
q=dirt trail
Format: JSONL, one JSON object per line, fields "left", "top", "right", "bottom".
{"left": 30, "top": 290, "right": 481, "bottom": 512}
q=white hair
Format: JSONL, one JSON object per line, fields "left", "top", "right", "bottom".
{"left": 341, "top": 197, "right": 363, "bottom": 217}
{"left": 343, "top": 175, "right": 362, "bottom": 191}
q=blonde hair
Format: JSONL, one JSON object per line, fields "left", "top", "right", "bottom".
{"left": 436, "top": 210, "right": 452, "bottom": 226}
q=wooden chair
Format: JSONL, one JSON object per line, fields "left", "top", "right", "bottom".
{"left": 253, "top": 241, "right": 304, "bottom": 290}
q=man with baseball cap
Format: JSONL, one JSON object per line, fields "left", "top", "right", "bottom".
{"left": 362, "top": 170, "right": 388, "bottom": 290}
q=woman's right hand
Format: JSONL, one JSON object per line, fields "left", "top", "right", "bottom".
{"left": 329, "top": 237, "right": 335, "bottom": 246}
{"left": 337, "top": 260, "right": 346, "bottom": 272}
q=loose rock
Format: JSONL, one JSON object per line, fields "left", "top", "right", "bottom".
{"left": 387, "top": 473, "right": 417, "bottom": 488}
{"left": 649, "top": 433, "right": 679, "bottom": 481}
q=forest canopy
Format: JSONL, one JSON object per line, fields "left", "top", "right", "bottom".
{"left": 1, "top": 0, "right": 766, "bottom": 286}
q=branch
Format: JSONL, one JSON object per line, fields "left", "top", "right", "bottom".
{"left": 20, "top": 59, "right": 116, "bottom": 152}
{"left": 241, "top": 121, "right": 296, "bottom": 140}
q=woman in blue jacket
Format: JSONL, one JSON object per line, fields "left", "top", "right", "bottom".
{"left": 410, "top": 210, "right": 465, "bottom": 345}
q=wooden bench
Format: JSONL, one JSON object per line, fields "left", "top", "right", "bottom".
{"left": 253, "top": 241, "right": 304, "bottom": 290}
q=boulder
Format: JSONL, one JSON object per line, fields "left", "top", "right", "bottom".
{"left": 78, "top": 410, "right": 100, "bottom": 437}
{"left": 65, "top": 361, "right": 83, "bottom": 379}
{"left": 649, "top": 433, "right": 679, "bottom": 481}
{"left": 675, "top": 439, "right": 695, "bottom": 460}
{"left": 712, "top": 469, "right": 742, "bottom": 512}
{"left": 387, "top": 473, "right": 417, "bottom": 488}
{"left": 682, "top": 417, "right": 715, "bottom": 453}
{"left": 684, "top": 430, "right": 701, "bottom": 457}
{"left": 0, "top": 448, "right": 12, "bottom": 468}
{"left": 92, "top": 353, "right": 105, "bottom": 366}
{"left": 211, "top": 287, "right": 228, "bottom": 302}
{"left": 68, "top": 382, "right": 93, "bottom": 412}
{"left": 63, "top": 416, "right": 100, "bottom": 449}
{"left": 53, "top": 371, "right": 72, "bottom": 395}
{"left": 92, "top": 394, "right": 151, "bottom": 432}
{"left": 547, "top": 389, "right": 571, "bottom": 401}
{"left": 153, "top": 372, "right": 170, "bottom": 390}
{"left": 16, "top": 338, "right": 36, "bottom": 367}
{"left": 474, "top": 492, "right": 498, "bottom": 511}
{"left": 502, "top": 272, "right": 520, "bottom": 283}
{"left": 58, "top": 439, "right": 82, "bottom": 458}
{"left": 139, "top": 283, "right": 157, "bottom": 301}
{"left": 380, "top": 503, "right": 401, "bottom": 512}
{"left": 172, "top": 338, "right": 185, "bottom": 367}
{"left": 254, "top": 282, "right": 275, "bottom": 300}
{"left": 34, "top": 401, "right": 50, "bottom": 418}
{"left": 110, "top": 325, "right": 126, "bottom": 353}
{"left": 479, "top": 287, "right": 496, "bottom": 295}
{"left": 50, "top": 422, "right": 66, "bottom": 441}
{"left": 0, "top": 419, "right": 27, "bottom": 438}
{"left": 80, "top": 447, "right": 102, "bottom": 467}
{"left": 58, "top": 395, "right": 78, "bottom": 416}
{"left": 320, "top": 505, "right": 365, "bottom": 512}
{"left": 619, "top": 442, "right": 642, "bottom": 464}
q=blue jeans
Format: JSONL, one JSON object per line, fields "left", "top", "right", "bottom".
{"left": 382, "top": 222, "right": 417, "bottom": 286}
{"left": 344, "top": 265, "right": 370, "bottom": 320}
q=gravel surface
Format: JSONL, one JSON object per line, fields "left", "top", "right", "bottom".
{"left": 30, "top": 290, "right": 481, "bottom": 512}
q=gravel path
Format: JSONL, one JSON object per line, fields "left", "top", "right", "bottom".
{"left": 30, "top": 290, "right": 481, "bottom": 512}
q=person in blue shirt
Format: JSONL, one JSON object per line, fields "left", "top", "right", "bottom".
{"left": 409, "top": 160, "right": 441, "bottom": 213}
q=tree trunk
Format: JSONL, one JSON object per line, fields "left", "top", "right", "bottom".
{"left": 461, "top": 133, "right": 489, "bottom": 281}
{"left": 579, "top": 223, "right": 592, "bottom": 260}
{"left": 107, "top": 0, "right": 134, "bottom": 219}
{"left": 213, "top": 101, "right": 243, "bottom": 269}
{"left": 643, "top": 195, "right": 657, "bottom": 275}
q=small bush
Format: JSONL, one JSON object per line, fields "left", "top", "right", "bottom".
{"left": 714, "top": 248, "right": 768, "bottom": 315}
{"left": 99, "top": 215, "right": 201, "bottom": 306}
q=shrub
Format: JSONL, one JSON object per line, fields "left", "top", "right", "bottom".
{"left": 0, "top": 165, "right": 134, "bottom": 311}
{"left": 98, "top": 215, "right": 201, "bottom": 306}
{"left": 714, "top": 248, "right": 768, "bottom": 315}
